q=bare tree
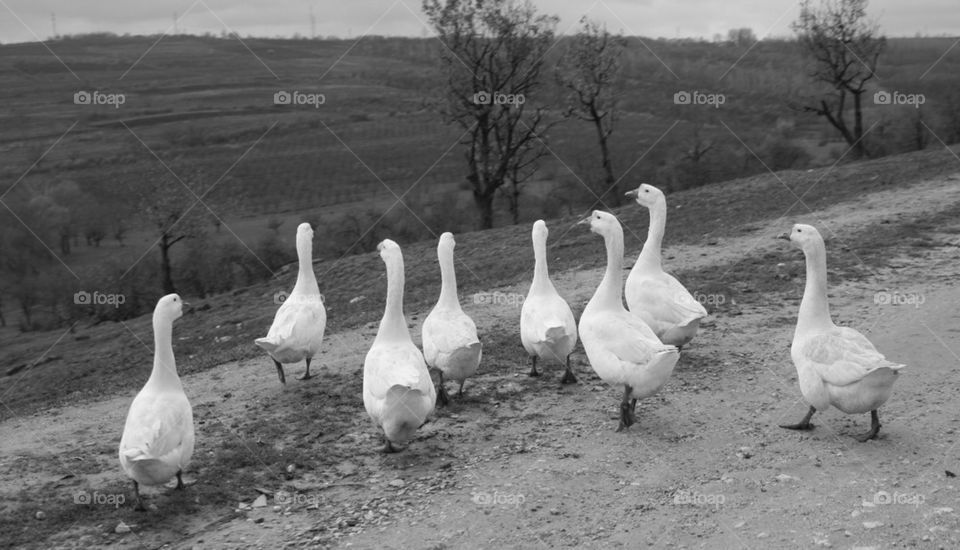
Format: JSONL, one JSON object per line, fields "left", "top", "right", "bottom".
{"left": 556, "top": 17, "right": 626, "bottom": 207}
{"left": 791, "top": 0, "right": 885, "bottom": 159}
{"left": 131, "top": 165, "right": 211, "bottom": 295}
{"left": 424, "top": 0, "right": 559, "bottom": 229}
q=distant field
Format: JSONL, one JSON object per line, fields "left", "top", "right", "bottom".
{"left": 0, "top": 34, "right": 958, "bottom": 329}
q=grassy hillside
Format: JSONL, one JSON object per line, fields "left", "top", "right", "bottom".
{"left": 0, "top": 32, "right": 958, "bottom": 332}
{"left": 1, "top": 145, "right": 958, "bottom": 419}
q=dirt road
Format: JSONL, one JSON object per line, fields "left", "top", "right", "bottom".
{"left": 2, "top": 175, "right": 959, "bottom": 549}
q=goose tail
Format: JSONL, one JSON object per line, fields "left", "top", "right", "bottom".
{"left": 254, "top": 337, "right": 280, "bottom": 353}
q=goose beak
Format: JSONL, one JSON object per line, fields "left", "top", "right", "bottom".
{"left": 776, "top": 232, "right": 789, "bottom": 241}
{"left": 625, "top": 189, "right": 638, "bottom": 198}
{"left": 576, "top": 216, "right": 591, "bottom": 226}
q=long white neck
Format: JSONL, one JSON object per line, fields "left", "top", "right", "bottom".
{"left": 292, "top": 236, "right": 318, "bottom": 295}
{"left": 591, "top": 225, "right": 625, "bottom": 311}
{"left": 437, "top": 242, "right": 461, "bottom": 310}
{"left": 376, "top": 253, "right": 410, "bottom": 343}
{"left": 797, "top": 240, "right": 832, "bottom": 334}
{"left": 147, "top": 315, "right": 182, "bottom": 390}
{"left": 531, "top": 230, "right": 554, "bottom": 294}
{"left": 636, "top": 198, "right": 666, "bottom": 270}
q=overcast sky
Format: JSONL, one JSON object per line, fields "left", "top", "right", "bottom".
{"left": 1, "top": 0, "right": 957, "bottom": 44}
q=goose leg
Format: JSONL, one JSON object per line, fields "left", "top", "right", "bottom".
{"left": 616, "top": 385, "right": 635, "bottom": 432}
{"left": 779, "top": 405, "right": 816, "bottom": 431}
{"left": 856, "top": 410, "right": 881, "bottom": 442}
{"left": 528, "top": 356, "right": 540, "bottom": 377}
{"left": 298, "top": 357, "right": 313, "bottom": 380}
{"left": 559, "top": 354, "right": 578, "bottom": 385}
{"left": 175, "top": 470, "right": 185, "bottom": 490}
{"left": 133, "top": 480, "right": 145, "bottom": 512}
{"left": 274, "top": 360, "right": 286, "bottom": 384}
{"left": 382, "top": 438, "right": 399, "bottom": 453}
{"left": 457, "top": 380, "right": 466, "bottom": 397}
{"left": 435, "top": 372, "right": 450, "bottom": 407}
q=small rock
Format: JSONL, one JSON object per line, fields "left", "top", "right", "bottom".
{"left": 756, "top": 532, "right": 769, "bottom": 538}
{"left": 862, "top": 521, "right": 883, "bottom": 529}
{"left": 252, "top": 495, "right": 268, "bottom": 508}
{"left": 115, "top": 521, "right": 131, "bottom": 534}
{"left": 549, "top": 508, "right": 560, "bottom": 516}
{"left": 734, "top": 521, "right": 745, "bottom": 528}
{"left": 35, "top": 511, "right": 45, "bottom": 520}
{"left": 389, "top": 479, "right": 405, "bottom": 488}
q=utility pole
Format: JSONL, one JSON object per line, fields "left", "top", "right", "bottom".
{"left": 173, "top": 12, "right": 179, "bottom": 34}
{"left": 309, "top": 6, "right": 316, "bottom": 39}
{"left": 51, "top": 12, "right": 57, "bottom": 39}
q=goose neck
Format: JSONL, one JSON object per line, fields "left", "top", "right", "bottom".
{"left": 437, "top": 245, "right": 461, "bottom": 310}
{"left": 797, "top": 242, "right": 832, "bottom": 332}
{"left": 148, "top": 317, "right": 182, "bottom": 390}
{"left": 292, "top": 241, "right": 318, "bottom": 294}
{"left": 637, "top": 200, "right": 666, "bottom": 269}
{"left": 593, "top": 227, "right": 625, "bottom": 310}
{"left": 378, "top": 253, "right": 410, "bottom": 342}
{"left": 532, "top": 232, "right": 551, "bottom": 290}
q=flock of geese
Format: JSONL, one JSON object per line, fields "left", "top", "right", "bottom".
{"left": 117, "top": 183, "right": 904, "bottom": 510}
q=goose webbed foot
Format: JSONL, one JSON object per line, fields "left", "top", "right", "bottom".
{"left": 559, "top": 356, "right": 577, "bottom": 384}
{"left": 133, "top": 480, "right": 145, "bottom": 512}
{"left": 297, "top": 358, "right": 313, "bottom": 380}
{"left": 175, "top": 470, "right": 185, "bottom": 490}
{"left": 274, "top": 360, "right": 286, "bottom": 384}
{"left": 615, "top": 386, "right": 636, "bottom": 432}
{"left": 435, "top": 372, "right": 450, "bottom": 406}
{"left": 779, "top": 405, "right": 816, "bottom": 431}
{"left": 856, "top": 410, "right": 881, "bottom": 442}
{"left": 382, "top": 439, "right": 399, "bottom": 453}
{"left": 528, "top": 356, "right": 540, "bottom": 377}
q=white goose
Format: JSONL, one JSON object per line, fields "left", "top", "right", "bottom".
{"left": 255, "top": 222, "right": 326, "bottom": 383}
{"left": 624, "top": 184, "right": 706, "bottom": 349}
{"left": 422, "top": 232, "right": 482, "bottom": 406}
{"left": 577, "top": 211, "right": 680, "bottom": 431}
{"left": 779, "top": 224, "right": 904, "bottom": 441}
{"left": 119, "top": 294, "right": 195, "bottom": 511}
{"left": 364, "top": 239, "right": 437, "bottom": 452}
{"left": 520, "top": 220, "right": 579, "bottom": 383}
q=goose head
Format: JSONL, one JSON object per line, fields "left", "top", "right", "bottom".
{"left": 780, "top": 223, "right": 824, "bottom": 254}
{"left": 438, "top": 232, "right": 455, "bottom": 253}
{"left": 296, "top": 222, "right": 314, "bottom": 250}
{"left": 378, "top": 238, "right": 401, "bottom": 262}
{"left": 154, "top": 293, "right": 184, "bottom": 324}
{"left": 577, "top": 210, "right": 621, "bottom": 238}
{"left": 624, "top": 183, "right": 664, "bottom": 208}
{"left": 532, "top": 219, "right": 548, "bottom": 241}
